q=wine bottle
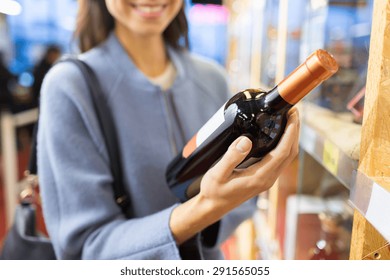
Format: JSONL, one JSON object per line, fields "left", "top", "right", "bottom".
{"left": 309, "top": 211, "right": 347, "bottom": 260}
{"left": 166, "top": 49, "right": 339, "bottom": 202}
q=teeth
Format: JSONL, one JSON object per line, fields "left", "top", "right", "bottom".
{"left": 136, "top": 5, "right": 164, "bottom": 13}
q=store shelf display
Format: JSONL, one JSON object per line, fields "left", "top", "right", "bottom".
{"left": 224, "top": 0, "right": 389, "bottom": 260}
{"left": 300, "top": 0, "right": 373, "bottom": 113}
{"left": 299, "top": 102, "right": 360, "bottom": 189}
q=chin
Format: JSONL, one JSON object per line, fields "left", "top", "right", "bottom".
{"left": 130, "top": 23, "right": 167, "bottom": 37}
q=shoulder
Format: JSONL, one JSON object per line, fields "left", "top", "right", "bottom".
{"left": 40, "top": 54, "right": 100, "bottom": 130}
{"left": 40, "top": 55, "right": 108, "bottom": 157}
{"left": 41, "top": 58, "right": 88, "bottom": 105}
{"left": 41, "top": 44, "right": 109, "bottom": 106}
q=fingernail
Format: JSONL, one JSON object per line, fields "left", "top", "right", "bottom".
{"left": 236, "top": 137, "right": 252, "bottom": 153}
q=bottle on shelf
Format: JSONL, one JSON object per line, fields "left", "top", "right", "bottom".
{"left": 166, "top": 49, "right": 339, "bottom": 202}
{"left": 309, "top": 211, "right": 348, "bottom": 260}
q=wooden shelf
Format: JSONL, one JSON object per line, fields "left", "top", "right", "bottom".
{"left": 226, "top": 0, "right": 390, "bottom": 259}
{"left": 299, "top": 101, "right": 360, "bottom": 189}
{"left": 350, "top": 170, "right": 390, "bottom": 242}
{"left": 300, "top": 102, "right": 390, "bottom": 241}
{"left": 299, "top": 102, "right": 390, "bottom": 243}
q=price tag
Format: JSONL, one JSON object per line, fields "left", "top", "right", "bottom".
{"left": 323, "top": 140, "right": 339, "bottom": 175}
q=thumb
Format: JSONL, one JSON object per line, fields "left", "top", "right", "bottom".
{"left": 210, "top": 136, "right": 252, "bottom": 180}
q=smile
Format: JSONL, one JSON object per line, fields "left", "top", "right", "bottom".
{"left": 129, "top": 3, "right": 168, "bottom": 18}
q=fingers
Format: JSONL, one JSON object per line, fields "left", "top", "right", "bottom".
{"left": 289, "top": 108, "right": 300, "bottom": 157}
{"left": 262, "top": 108, "right": 300, "bottom": 172}
{"left": 288, "top": 107, "right": 300, "bottom": 136}
{"left": 210, "top": 136, "right": 252, "bottom": 181}
{"left": 287, "top": 107, "right": 298, "bottom": 117}
{"left": 207, "top": 109, "right": 300, "bottom": 190}
{"left": 239, "top": 109, "right": 300, "bottom": 179}
{"left": 285, "top": 108, "right": 300, "bottom": 164}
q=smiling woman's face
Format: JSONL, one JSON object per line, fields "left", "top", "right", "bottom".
{"left": 105, "top": 0, "right": 183, "bottom": 38}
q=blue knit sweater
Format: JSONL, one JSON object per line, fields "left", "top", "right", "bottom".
{"left": 38, "top": 32, "right": 256, "bottom": 259}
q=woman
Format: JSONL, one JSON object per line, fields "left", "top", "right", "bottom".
{"left": 38, "top": 0, "right": 300, "bottom": 259}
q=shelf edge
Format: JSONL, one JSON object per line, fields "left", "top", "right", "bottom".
{"left": 299, "top": 123, "right": 359, "bottom": 189}
{"left": 349, "top": 170, "right": 390, "bottom": 242}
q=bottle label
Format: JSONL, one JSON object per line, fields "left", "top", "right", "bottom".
{"left": 182, "top": 103, "right": 226, "bottom": 158}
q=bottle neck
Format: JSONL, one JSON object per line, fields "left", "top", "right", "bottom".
{"left": 321, "top": 230, "right": 339, "bottom": 242}
{"left": 266, "top": 49, "right": 338, "bottom": 105}
{"left": 263, "top": 86, "right": 293, "bottom": 112}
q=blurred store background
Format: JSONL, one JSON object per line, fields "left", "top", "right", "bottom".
{"left": 2, "top": 0, "right": 388, "bottom": 261}
{"left": 0, "top": 0, "right": 227, "bottom": 80}
{"left": 0, "top": 0, "right": 229, "bottom": 110}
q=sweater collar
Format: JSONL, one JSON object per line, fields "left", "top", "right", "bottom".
{"left": 102, "top": 32, "right": 187, "bottom": 89}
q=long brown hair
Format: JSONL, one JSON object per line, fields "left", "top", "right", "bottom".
{"left": 74, "top": 0, "right": 189, "bottom": 53}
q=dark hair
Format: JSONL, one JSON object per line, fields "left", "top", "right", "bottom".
{"left": 45, "top": 45, "right": 61, "bottom": 55}
{"left": 74, "top": 0, "right": 189, "bottom": 53}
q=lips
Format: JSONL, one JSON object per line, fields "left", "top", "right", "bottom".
{"left": 136, "top": 5, "right": 165, "bottom": 13}
{"left": 129, "top": 2, "right": 168, "bottom": 18}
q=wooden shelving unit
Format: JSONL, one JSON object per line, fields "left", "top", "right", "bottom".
{"left": 299, "top": 102, "right": 360, "bottom": 189}
{"left": 291, "top": 0, "right": 390, "bottom": 260}
{"left": 348, "top": 0, "right": 390, "bottom": 259}
{"left": 226, "top": 0, "right": 390, "bottom": 260}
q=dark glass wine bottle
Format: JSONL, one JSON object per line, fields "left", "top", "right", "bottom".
{"left": 166, "top": 49, "right": 339, "bottom": 202}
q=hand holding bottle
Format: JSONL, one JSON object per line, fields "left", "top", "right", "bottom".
{"left": 200, "top": 107, "right": 300, "bottom": 212}
{"left": 170, "top": 107, "right": 300, "bottom": 245}
{"left": 167, "top": 49, "right": 338, "bottom": 202}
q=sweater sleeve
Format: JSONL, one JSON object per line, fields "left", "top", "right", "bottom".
{"left": 38, "top": 62, "right": 181, "bottom": 259}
